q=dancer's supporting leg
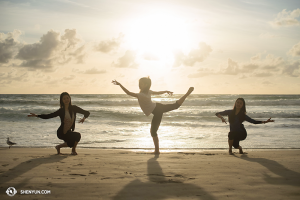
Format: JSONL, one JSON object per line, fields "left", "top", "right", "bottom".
{"left": 72, "top": 141, "right": 78, "bottom": 155}
{"left": 151, "top": 112, "right": 163, "bottom": 154}
{"left": 55, "top": 142, "right": 68, "bottom": 154}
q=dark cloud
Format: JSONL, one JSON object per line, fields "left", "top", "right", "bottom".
{"left": 16, "top": 29, "right": 85, "bottom": 70}
{"left": 0, "top": 30, "right": 22, "bottom": 64}
{"left": 94, "top": 33, "right": 124, "bottom": 53}
{"left": 173, "top": 42, "right": 212, "bottom": 67}
{"left": 271, "top": 8, "right": 300, "bottom": 27}
{"left": 112, "top": 50, "right": 138, "bottom": 68}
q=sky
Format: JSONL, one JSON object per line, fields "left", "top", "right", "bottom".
{"left": 0, "top": 0, "right": 299, "bottom": 94}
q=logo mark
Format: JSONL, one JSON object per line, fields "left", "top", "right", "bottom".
{"left": 6, "top": 187, "right": 17, "bottom": 197}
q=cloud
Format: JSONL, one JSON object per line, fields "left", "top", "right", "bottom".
{"left": 112, "top": 50, "right": 138, "bottom": 68}
{"left": 187, "top": 68, "right": 215, "bottom": 78}
{"left": 252, "top": 72, "right": 273, "bottom": 77}
{"left": 221, "top": 59, "right": 240, "bottom": 75}
{"left": 94, "top": 33, "right": 124, "bottom": 53}
{"left": 262, "top": 81, "right": 272, "bottom": 85}
{"left": 288, "top": 41, "right": 300, "bottom": 57}
{"left": 188, "top": 51, "right": 298, "bottom": 78}
{"left": 0, "top": 30, "right": 22, "bottom": 64}
{"left": 84, "top": 67, "right": 106, "bottom": 74}
{"left": 173, "top": 42, "right": 212, "bottom": 67}
{"left": 271, "top": 8, "right": 300, "bottom": 27}
{"left": 282, "top": 61, "right": 300, "bottom": 77}
{"left": 16, "top": 29, "right": 85, "bottom": 70}
{"left": 62, "top": 75, "right": 75, "bottom": 81}
{"left": 0, "top": 70, "right": 28, "bottom": 85}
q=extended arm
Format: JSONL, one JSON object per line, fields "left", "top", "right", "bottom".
{"left": 112, "top": 80, "right": 138, "bottom": 98}
{"left": 151, "top": 91, "right": 173, "bottom": 95}
{"left": 245, "top": 116, "right": 274, "bottom": 124}
{"left": 28, "top": 109, "right": 61, "bottom": 119}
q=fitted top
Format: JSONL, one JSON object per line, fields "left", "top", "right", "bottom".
{"left": 137, "top": 90, "right": 156, "bottom": 116}
{"left": 216, "top": 110, "right": 262, "bottom": 133}
{"left": 37, "top": 105, "right": 90, "bottom": 139}
{"left": 63, "top": 110, "right": 75, "bottom": 134}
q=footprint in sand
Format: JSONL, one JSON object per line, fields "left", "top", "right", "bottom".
{"left": 69, "top": 173, "right": 86, "bottom": 176}
{"left": 204, "top": 153, "right": 215, "bottom": 156}
{"left": 2, "top": 164, "right": 9, "bottom": 167}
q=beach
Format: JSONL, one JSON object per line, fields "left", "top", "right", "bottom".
{"left": 0, "top": 148, "right": 299, "bottom": 200}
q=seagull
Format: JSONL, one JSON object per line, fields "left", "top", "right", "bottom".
{"left": 7, "top": 138, "right": 17, "bottom": 149}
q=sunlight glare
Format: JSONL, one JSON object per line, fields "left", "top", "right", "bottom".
{"left": 127, "top": 12, "right": 191, "bottom": 61}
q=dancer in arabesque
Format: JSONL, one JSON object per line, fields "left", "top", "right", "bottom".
{"left": 112, "top": 77, "right": 194, "bottom": 154}
{"left": 216, "top": 97, "right": 274, "bottom": 155}
{"left": 28, "top": 92, "right": 90, "bottom": 155}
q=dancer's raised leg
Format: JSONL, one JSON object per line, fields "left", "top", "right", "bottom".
{"left": 177, "top": 87, "right": 194, "bottom": 106}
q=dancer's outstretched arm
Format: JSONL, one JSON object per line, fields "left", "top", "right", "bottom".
{"left": 112, "top": 80, "right": 138, "bottom": 98}
{"left": 245, "top": 116, "right": 275, "bottom": 124}
{"left": 152, "top": 91, "right": 173, "bottom": 95}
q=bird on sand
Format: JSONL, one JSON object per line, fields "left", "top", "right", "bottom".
{"left": 7, "top": 137, "right": 17, "bottom": 149}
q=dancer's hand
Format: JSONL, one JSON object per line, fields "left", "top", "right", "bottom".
{"left": 28, "top": 113, "right": 37, "bottom": 117}
{"left": 217, "top": 114, "right": 227, "bottom": 124}
{"left": 264, "top": 118, "right": 274, "bottom": 123}
{"left": 112, "top": 80, "right": 121, "bottom": 86}
{"left": 78, "top": 118, "right": 85, "bottom": 123}
{"left": 221, "top": 117, "right": 227, "bottom": 124}
{"left": 166, "top": 91, "right": 173, "bottom": 95}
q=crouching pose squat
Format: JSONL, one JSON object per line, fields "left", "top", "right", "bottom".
{"left": 28, "top": 92, "right": 90, "bottom": 155}
{"left": 216, "top": 98, "right": 274, "bottom": 155}
{"left": 112, "top": 77, "right": 194, "bottom": 154}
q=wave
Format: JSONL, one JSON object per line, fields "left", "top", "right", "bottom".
{"left": 1, "top": 94, "right": 300, "bottom": 107}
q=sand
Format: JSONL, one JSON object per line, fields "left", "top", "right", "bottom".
{"left": 0, "top": 148, "right": 299, "bottom": 200}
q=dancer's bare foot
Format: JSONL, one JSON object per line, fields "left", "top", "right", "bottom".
{"left": 177, "top": 87, "right": 194, "bottom": 105}
{"left": 239, "top": 146, "right": 244, "bottom": 154}
{"left": 229, "top": 148, "right": 233, "bottom": 155}
{"left": 71, "top": 151, "right": 78, "bottom": 155}
{"left": 55, "top": 145, "right": 62, "bottom": 155}
{"left": 153, "top": 151, "right": 160, "bottom": 155}
{"left": 187, "top": 87, "right": 194, "bottom": 95}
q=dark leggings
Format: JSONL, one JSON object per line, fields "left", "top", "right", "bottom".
{"left": 150, "top": 102, "right": 180, "bottom": 137}
{"left": 228, "top": 132, "right": 241, "bottom": 148}
{"left": 63, "top": 131, "right": 81, "bottom": 148}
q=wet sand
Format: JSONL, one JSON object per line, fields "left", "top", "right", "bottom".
{"left": 0, "top": 148, "right": 299, "bottom": 199}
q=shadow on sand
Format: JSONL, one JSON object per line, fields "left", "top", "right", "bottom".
{"left": 113, "top": 154, "right": 216, "bottom": 200}
{"left": 0, "top": 154, "right": 67, "bottom": 190}
{"left": 238, "top": 154, "right": 300, "bottom": 186}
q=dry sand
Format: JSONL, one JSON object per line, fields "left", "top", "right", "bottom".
{"left": 0, "top": 148, "right": 299, "bottom": 200}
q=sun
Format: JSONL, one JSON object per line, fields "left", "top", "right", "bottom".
{"left": 127, "top": 11, "right": 191, "bottom": 64}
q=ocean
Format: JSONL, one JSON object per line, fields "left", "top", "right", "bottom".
{"left": 1, "top": 94, "right": 299, "bottom": 149}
